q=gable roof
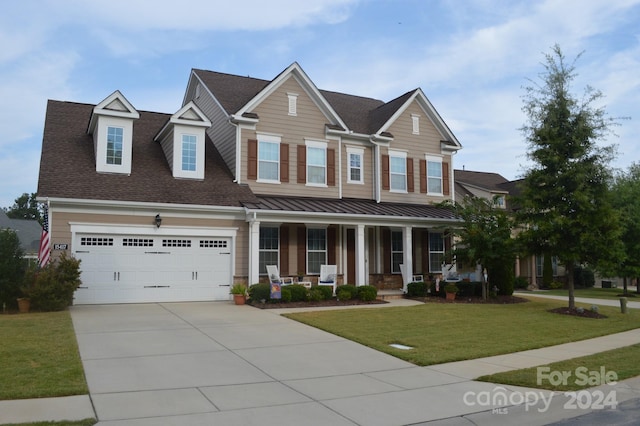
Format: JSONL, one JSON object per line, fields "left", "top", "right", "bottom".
{"left": 192, "top": 65, "right": 460, "bottom": 145}
{"left": 0, "top": 210, "right": 41, "bottom": 254}
{"left": 38, "top": 100, "right": 257, "bottom": 207}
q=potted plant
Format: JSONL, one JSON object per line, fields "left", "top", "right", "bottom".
{"left": 230, "top": 284, "right": 247, "bottom": 305}
{"left": 444, "top": 282, "right": 458, "bottom": 301}
{"left": 297, "top": 271, "right": 305, "bottom": 282}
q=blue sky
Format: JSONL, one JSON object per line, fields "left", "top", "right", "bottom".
{"left": 1, "top": 0, "right": 639, "bottom": 208}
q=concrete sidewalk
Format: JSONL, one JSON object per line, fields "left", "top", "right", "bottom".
{"left": 1, "top": 296, "right": 639, "bottom": 425}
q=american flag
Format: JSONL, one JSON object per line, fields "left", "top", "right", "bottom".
{"left": 38, "top": 204, "right": 51, "bottom": 267}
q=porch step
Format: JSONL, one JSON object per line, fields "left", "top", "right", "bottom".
{"left": 377, "top": 290, "right": 405, "bottom": 300}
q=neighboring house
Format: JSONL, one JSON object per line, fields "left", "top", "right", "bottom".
{"left": 454, "top": 169, "right": 565, "bottom": 287}
{"left": 0, "top": 210, "right": 41, "bottom": 260}
{"left": 37, "top": 62, "right": 462, "bottom": 304}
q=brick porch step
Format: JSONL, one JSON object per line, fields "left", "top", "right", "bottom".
{"left": 377, "top": 290, "right": 405, "bottom": 300}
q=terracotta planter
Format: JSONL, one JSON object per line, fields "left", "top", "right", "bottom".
{"left": 17, "top": 298, "right": 31, "bottom": 313}
{"left": 445, "top": 292, "right": 456, "bottom": 301}
{"left": 233, "top": 294, "right": 246, "bottom": 305}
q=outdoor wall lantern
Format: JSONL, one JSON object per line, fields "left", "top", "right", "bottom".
{"left": 155, "top": 214, "right": 162, "bottom": 228}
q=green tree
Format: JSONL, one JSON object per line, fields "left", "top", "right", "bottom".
{"left": 443, "top": 196, "right": 516, "bottom": 298}
{"left": 0, "top": 229, "right": 26, "bottom": 309}
{"left": 4, "top": 192, "right": 43, "bottom": 224}
{"left": 610, "top": 163, "right": 640, "bottom": 295}
{"left": 517, "top": 45, "right": 624, "bottom": 309}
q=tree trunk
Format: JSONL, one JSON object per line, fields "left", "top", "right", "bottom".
{"left": 637, "top": 277, "right": 640, "bottom": 294}
{"left": 566, "top": 261, "right": 575, "bottom": 310}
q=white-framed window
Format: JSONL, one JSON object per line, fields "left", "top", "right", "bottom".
{"left": 429, "top": 232, "right": 444, "bottom": 272}
{"left": 389, "top": 150, "right": 407, "bottom": 192}
{"left": 287, "top": 93, "right": 298, "bottom": 116}
{"left": 347, "top": 147, "right": 364, "bottom": 184}
{"left": 181, "top": 134, "right": 197, "bottom": 171}
{"left": 306, "top": 140, "right": 327, "bottom": 186}
{"left": 391, "top": 230, "right": 403, "bottom": 274}
{"left": 259, "top": 227, "right": 279, "bottom": 276}
{"left": 106, "top": 126, "right": 124, "bottom": 165}
{"left": 426, "top": 155, "right": 443, "bottom": 195}
{"left": 307, "top": 227, "right": 327, "bottom": 274}
{"left": 258, "top": 134, "right": 280, "bottom": 182}
{"left": 494, "top": 195, "right": 506, "bottom": 208}
{"left": 411, "top": 114, "right": 420, "bottom": 135}
{"left": 536, "top": 255, "right": 558, "bottom": 277}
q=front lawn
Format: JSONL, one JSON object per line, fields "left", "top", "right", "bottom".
{"left": 477, "top": 343, "right": 640, "bottom": 391}
{"left": 524, "top": 287, "right": 639, "bottom": 300}
{"left": 0, "top": 311, "right": 88, "bottom": 400}
{"left": 284, "top": 296, "right": 640, "bottom": 366}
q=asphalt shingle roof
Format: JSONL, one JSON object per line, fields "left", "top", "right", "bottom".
{"left": 38, "top": 100, "right": 258, "bottom": 207}
{"left": 454, "top": 169, "right": 510, "bottom": 192}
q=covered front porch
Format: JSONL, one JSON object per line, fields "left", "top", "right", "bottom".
{"left": 243, "top": 196, "right": 459, "bottom": 291}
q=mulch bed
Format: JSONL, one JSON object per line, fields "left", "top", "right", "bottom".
{"left": 415, "top": 295, "right": 530, "bottom": 304}
{"left": 248, "top": 299, "right": 388, "bottom": 309}
{"left": 548, "top": 307, "right": 608, "bottom": 319}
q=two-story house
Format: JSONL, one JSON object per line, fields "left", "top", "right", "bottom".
{"left": 37, "top": 63, "right": 461, "bottom": 304}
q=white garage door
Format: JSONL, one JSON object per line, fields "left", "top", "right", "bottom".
{"left": 73, "top": 233, "right": 233, "bottom": 304}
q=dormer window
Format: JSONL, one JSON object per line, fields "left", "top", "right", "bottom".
{"left": 87, "top": 90, "right": 140, "bottom": 175}
{"left": 154, "top": 101, "right": 211, "bottom": 180}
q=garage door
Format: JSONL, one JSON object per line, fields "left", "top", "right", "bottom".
{"left": 73, "top": 233, "right": 233, "bottom": 304}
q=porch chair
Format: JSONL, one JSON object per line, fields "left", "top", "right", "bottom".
{"left": 266, "top": 265, "right": 293, "bottom": 286}
{"left": 319, "top": 264, "right": 337, "bottom": 295}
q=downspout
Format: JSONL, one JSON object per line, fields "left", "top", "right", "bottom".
{"left": 338, "top": 137, "right": 343, "bottom": 199}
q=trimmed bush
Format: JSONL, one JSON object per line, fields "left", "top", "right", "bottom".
{"left": 335, "top": 284, "right": 358, "bottom": 300}
{"left": 514, "top": 276, "right": 529, "bottom": 289}
{"left": 314, "top": 285, "right": 333, "bottom": 300}
{"left": 407, "top": 281, "right": 428, "bottom": 297}
{"left": 281, "top": 287, "right": 292, "bottom": 303}
{"left": 287, "top": 284, "right": 308, "bottom": 302}
{"left": 357, "top": 285, "right": 377, "bottom": 301}
{"left": 308, "top": 287, "right": 325, "bottom": 302}
{"left": 337, "top": 288, "right": 351, "bottom": 301}
{"left": 248, "top": 283, "right": 270, "bottom": 302}
{"left": 0, "top": 229, "right": 26, "bottom": 309}
{"left": 456, "top": 281, "right": 481, "bottom": 297}
{"left": 26, "top": 252, "right": 82, "bottom": 311}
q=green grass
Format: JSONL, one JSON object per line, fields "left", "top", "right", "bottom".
{"left": 0, "top": 311, "right": 88, "bottom": 400}
{"left": 525, "top": 287, "right": 639, "bottom": 300}
{"left": 284, "top": 296, "right": 640, "bottom": 366}
{"left": 477, "top": 344, "right": 640, "bottom": 391}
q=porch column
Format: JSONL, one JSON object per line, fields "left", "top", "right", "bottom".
{"left": 356, "top": 224, "right": 366, "bottom": 286}
{"left": 515, "top": 256, "right": 520, "bottom": 277}
{"left": 248, "top": 220, "right": 260, "bottom": 285}
{"left": 402, "top": 226, "right": 413, "bottom": 292}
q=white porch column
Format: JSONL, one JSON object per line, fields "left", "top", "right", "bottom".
{"left": 248, "top": 220, "right": 261, "bottom": 285}
{"left": 402, "top": 226, "right": 413, "bottom": 292}
{"left": 356, "top": 224, "right": 366, "bottom": 286}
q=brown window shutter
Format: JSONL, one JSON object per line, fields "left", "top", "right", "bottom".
{"left": 297, "top": 146, "right": 306, "bottom": 183}
{"left": 442, "top": 162, "right": 450, "bottom": 195}
{"left": 382, "top": 228, "right": 391, "bottom": 274}
{"left": 327, "top": 148, "right": 336, "bottom": 186}
{"left": 327, "top": 226, "right": 336, "bottom": 264}
{"left": 407, "top": 158, "right": 414, "bottom": 193}
{"left": 419, "top": 159, "right": 427, "bottom": 193}
{"left": 280, "top": 143, "right": 289, "bottom": 183}
{"left": 280, "top": 225, "right": 289, "bottom": 275}
{"left": 382, "top": 154, "right": 390, "bottom": 190}
{"left": 297, "top": 225, "right": 306, "bottom": 273}
{"left": 248, "top": 139, "right": 257, "bottom": 180}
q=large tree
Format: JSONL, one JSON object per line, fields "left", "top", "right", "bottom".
{"left": 3, "top": 192, "right": 43, "bottom": 224}
{"left": 610, "top": 164, "right": 640, "bottom": 294}
{"left": 517, "top": 45, "right": 623, "bottom": 309}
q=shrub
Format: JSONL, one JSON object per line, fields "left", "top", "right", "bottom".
{"left": 548, "top": 280, "right": 564, "bottom": 289}
{"left": 407, "top": 281, "right": 428, "bottom": 297}
{"left": 248, "top": 283, "right": 270, "bottom": 302}
{"left": 287, "top": 284, "right": 308, "bottom": 302}
{"left": 0, "top": 229, "right": 26, "bottom": 309}
{"left": 514, "top": 276, "right": 529, "bottom": 289}
{"left": 335, "top": 284, "right": 358, "bottom": 300}
{"left": 314, "top": 285, "right": 333, "bottom": 300}
{"left": 281, "top": 287, "right": 292, "bottom": 303}
{"left": 308, "top": 287, "right": 325, "bottom": 302}
{"left": 357, "top": 285, "right": 377, "bottom": 301}
{"left": 26, "top": 252, "right": 82, "bottom": 311}
{"left": 337, "top": 288, "right": 351, "bottom": 301}
{"left": 456, "top": 281, "right": 482, "bottom": 297}
{"left": 574, "top": 266, "right": 595, "bottom": 288}
{"left": 488, "top": 262, "right": 514, "bottom": 295}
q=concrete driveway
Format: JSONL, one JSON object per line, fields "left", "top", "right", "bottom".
{"left": 70, "top": 301, "right": 639, "bottom": 425}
